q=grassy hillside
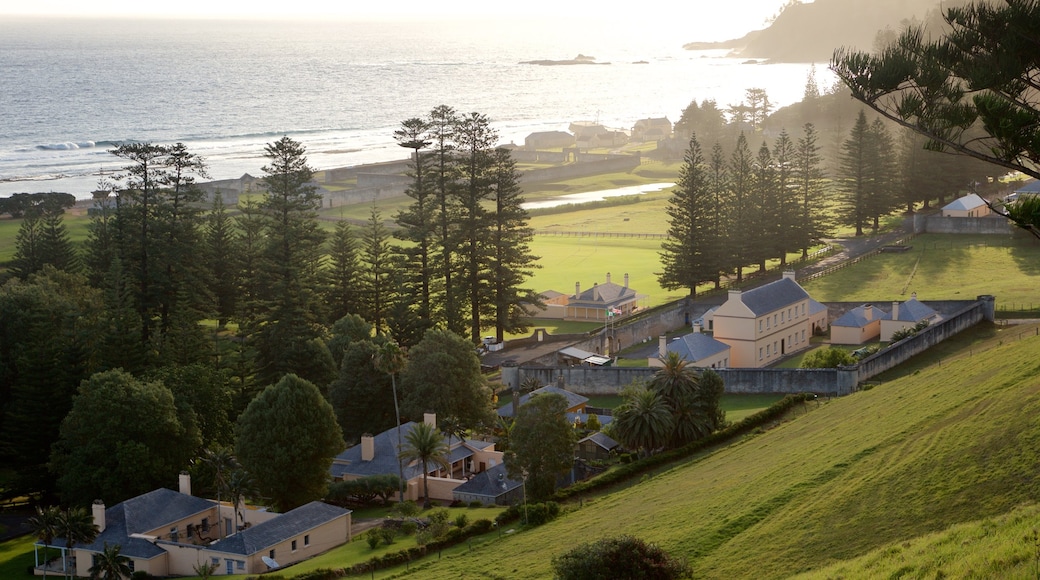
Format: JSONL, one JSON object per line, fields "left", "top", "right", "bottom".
{"left": 378, "top": 322, "right": 1040, "bottom": 579}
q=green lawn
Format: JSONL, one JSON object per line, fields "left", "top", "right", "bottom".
{"left": 802, "top": 233, "right": 1040, "bottom": 305}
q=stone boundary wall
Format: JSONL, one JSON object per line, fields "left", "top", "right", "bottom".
{"left": 357, "top": 173, "right": 410, "bottom": 188}
{"left": 325, "top": 185, "right": 406, "bottom": 208}
{"left": 511, "top": 150, "right": 569, "bottom": 164}
{"left": 855, "top": 297, "right": 993, "bottom": 380}
{"left": 501, "top": 297, "right": 995, "bottom": 396}
{"left": 913, "top": 214, "right": 1012, "bottom": 235}
{"left": 519, "top": 155, "right": 640, "bottom": 184}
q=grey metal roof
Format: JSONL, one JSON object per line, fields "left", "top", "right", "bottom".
{"left": 667, "top": 332, "right": 730, "bottom": 363}
{"left": 893, "top": 298, "right": 938, "bottom": 322}
{"left": 832, "top": 305, "right": 886, "bottom": 328}
{"left": 451, "top": 463, "right": 522, "bottom": 499}
{"left": 942, "top": 193, "right": 986, "bottom": 211}
{"left": 809, "top": 299, "right": 827, "bottom": 315}
{"left": 331, "top": 421, "right": 426, "bottom": 480}
{"left": 75, "top": 489, "right": 217, "bottom": 559}
{"left": 578, "top": 432, "right": 619, "bottom": 451}
{"left": 566, "top": 412, "right": 613, "bottom": 426}
{"left": 208, "top": 502, "right": 349, "bottom": 556}
{"left": 1016, "top": 180, "right": 1040, "bottom": 193}
{"left": 570, "top": 281, "right": 637, "bottom": 306}
{"left": 497, "top": 386, "right": 588, "bottom": 418}
{"left": 739, "top": 278, "right": 810, "bottom": 316}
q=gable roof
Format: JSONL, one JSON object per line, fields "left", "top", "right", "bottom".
{"left": 739, "top": 277, "right": 811, "bottom": 317}
{"left": 577, "top": 432, "right": 619, "bottom": 451}
{"left": 76, "top": 489, "right": 217, "bottom": 559}
{"left": 667, "top": 332, "right": 730, "bottom": 363}
{"left": 452, "top": 463, "right": 522, "bottom": 499}
{"left": 942, "top": 193, "right": 987, "bottom": 211}
{"left": 331, "top": 421, "right": 426, "bottom": 480}
{"left": 1015, "top": 180, "right": 1040, "bottom": 194}
{"left": 208, "top": 502, "right": 349, "bottom": 556}
{"left": 832, "top": 305, "right": 887, "bottom": 328}
{"left": 570, "top": 281, "right": 637, "bottom": 307}
{"left": 892, "top": 297, "right": 938, "bottom": 322}
{"left": 498, "top": 386, "right": 588, "bottom": 418}
{"left": 809, "top": 299, "right": 827, "bottom": 315}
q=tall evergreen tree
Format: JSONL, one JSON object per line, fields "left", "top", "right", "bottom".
{"left": 453, "top": 112, "right": 497, "bottom": 343}
{"left": 772, "top": 130, "right": 799, "bottom": 266}
{"left": 394, "top": 117, "right": 435, "bottom": 323}
{"left": 706, "top": 142, "right": 731, "bottom": 288}
{"left": 728, "top": 134, "right": 756, "bottom": 282}
{"left": 751, "top": 141, "right": 777, "bottom": 272}
{"left": 839, "top": 111, "right": 873, "bottom": 236}
{"left": 427, "top": 105, "right": 463, "bottom": 334}
{"left": 202, "top": 193, "right": 239, "bottom": 329}
{"left": 10, "top": 210, "right": 44, "bottom": 280}
{"left": 253, "top": 137, "right": 328, "bottom": 386}
{"left": 865, "top": 118, "right": 898, "bottom": 232}
{"left": 794, "top": 123, "right": 827, "bottom": 257}
{"left": 359, "top": 207, "right": 396, "bottom": 335}
{"left": 38, "top": 201, "right": 79, "bottom": 275}
{"left": 487, "top": 147, "right": 539, "bottom": 342}
{"left": 326, "top": 220, "right": 362, "bottom": 325}
{"left": 658, "top": 133, "right": 725, "bottom": 296}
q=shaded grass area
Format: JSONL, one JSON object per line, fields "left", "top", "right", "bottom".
{"left": 365, "top": 323, "right": 1040, "bottom": 579}
{"left": 802, "top": 233, "right": 1040, "bottom": 304}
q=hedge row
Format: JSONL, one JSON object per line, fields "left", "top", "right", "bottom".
{"left": 554, "top": 393, "right": 816, "bottom": 501}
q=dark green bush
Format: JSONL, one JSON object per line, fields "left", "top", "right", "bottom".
{"left": 291, "top": 569, "right": 343, "bottom": 580}
{"left": 552, "top": 535, "right": 691, "bottom": 579}
{"left": 365, "top": 529, "right": 381, "bottom": 549}
{"left": 454, "top": 513, "right": 469, "bottom": 528}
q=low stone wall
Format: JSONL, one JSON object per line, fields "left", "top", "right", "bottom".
{"left": 520, "top": 155, "right": 640, "bottom": 184}
{"left": 501, "top": 297, "right": 995, "bottom": 397}
{"left": 855, "top": 297, "right": 992, "bottom": 380}
{"left": 913, "top": 214, "right": 1012, "bottom": 235}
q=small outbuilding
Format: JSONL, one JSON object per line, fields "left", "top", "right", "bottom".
{"left": 575, "top": 432, "right": 620, "bottom": 462}
{"left": 881, "top": 295, "right": 940, "bottom": 342}
{"left": 941, "top": 193, "right": 991, "bottom": 217}
{"left": 830, "top": 304, "right": 887, "bottom": 345}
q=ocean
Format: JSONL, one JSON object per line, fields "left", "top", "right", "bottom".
{"left": 0, "top": 17, "right": 831, "bottom": 199}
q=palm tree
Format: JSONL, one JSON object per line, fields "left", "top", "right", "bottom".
{"left": 398, "top": 422, "right": 450, "bottom": 509}
{"left": 612, "top": 387, "right": 674, "bottom": 457}
{"left": 373, "top": 340, "right": 407, "bottom": 501}
{"left": 28, "top": 505, "right": 61, "bottom": 578}
{"left": 651, "top": 351, "right": 699, "bottom": 406}
{"left": 88, "top": 543, "right": 132, "bottom": 580}
{"left": 225, "top": 468, "right": 260, "bottom": 534}
{"left": 199, "top": 446, "right": 239, "bottom": 538}
{"left": 56, "top": 507, "right": 99, "bottom": 580}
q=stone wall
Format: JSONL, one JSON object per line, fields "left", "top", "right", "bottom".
{"left": 519, "top": 155, "right": 640, "bottom": 184}
{"left": 913, "top": 214, "right": 1012, "bottom": 235}
{"left": 501, "top": 297, "right": 995, "bottom": 397}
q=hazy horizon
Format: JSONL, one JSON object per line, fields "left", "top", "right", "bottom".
{"left": 0, "top": 0, "right": 791, "bottom": 43}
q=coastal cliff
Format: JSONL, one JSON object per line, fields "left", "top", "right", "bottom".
{"left": 684, "top": 0, "right": 968, "bottom": 62}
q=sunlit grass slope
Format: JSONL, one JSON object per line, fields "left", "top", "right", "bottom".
{"left": 384, "top": 322, "right": 1040, "bottom": 579}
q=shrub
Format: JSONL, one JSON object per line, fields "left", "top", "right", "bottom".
{"left": 551, "top": 535, "right": 691, "bottom": 579}
{"left": 801, "top": 347, "right": 856, "bottom": 368}
{"left": 292, "top": 570, "right": 343, "bottom": 580}
{"left": 415, "top": 529, "right": 433, "bottom": 546}
{"left": 390, "top": 500, "right": 420, "bottom": 518}
{"left": 468, "top": 500, "right": 484, "bottom": 508}
{"left": 524, "top": 501, "right": 560, "bottom": 526}
{"left": 365, "top": 529, "right": 381, "bottom": 549}
{"left": 378, "top": 527, "right": 396, "bottom": 545}
{"left": 454, "top": 513, "right": 469, "bottom": 528}
{"left": 400, "top": 520, "right": 418, "bottom": 536}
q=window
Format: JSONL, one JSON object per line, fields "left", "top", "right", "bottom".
{"left": 759, "top": 320, "right": 763, "bottom": 332}
{"left": 211, "top": 557, "right": 220, "bottom": 566}
{"left": 766, "top": 344, "right": 770, "bottom": 356}
{"left": 269, "top": 550, "right": 275, "bottom": 560}
{"left": 292, "top": 540, "right": 298, "bottom": 552}
{"left": 201, "top": 517, "right": 209, "bottom": 532}
{"left": 304, "top": 535, "right": 310, "bottom": 547}
{"left": 774, "top": 314, "right": 778, "bottom": 325}
{"left": 759, "top": 347, "right": 763, "bottom": 360}
{"left": 237, "top": 561, "right": 246, "bottom": 570}
{"left": 781, "top": 311, "right": 784, "bottom": 323}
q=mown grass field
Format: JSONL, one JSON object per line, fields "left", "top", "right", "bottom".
{"left": 356, "top": 321, "right": 1040, "bottom": 579}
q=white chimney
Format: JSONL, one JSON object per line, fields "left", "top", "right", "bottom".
{"left": 658, "top": 335, "right": 667, "bottom": 358}
{"left": 179, "top": 471, "right": 191, "bottom": 496}
{"left": 911, "top": 292, "right": 917, "bottom": 300}
{"left": 424, "top": 412, "right": 437, "bottom": 427}
{"left": 863, "top": 305, "right": 873, "bottom": 321}
{"left": 605, "top": 272, "right": 611, "bottom": 284}
{"left": 92, "top": 499, "right": 106, "bottom": 533}
{"left": 782, "top": 271, "right": 796, "bottom": 281}
{"left": 693, "top": 322, "right": 702, "bottom": 334}
{"left": 361, "top": 435, "right": 375, "bottom": 461}
{"left": 624, "top": 273, "right": 629, "bottom": 288}
{"left": 575, "top": 281, "right": 581, "bottom": 296}
{"left": 892, "top": 301, "right": 900, "bottom": 320}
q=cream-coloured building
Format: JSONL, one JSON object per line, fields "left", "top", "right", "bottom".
{"left": 830, "top": 304, "right": 887, "bottom": 345}
{"left": 566, "top": 273, "right": 645, "bottom": 321}
{"left": 881, "top": 295, "right": 940, "bottom": 341}
{"left": 712, "top": 272, "right": 826, "bottom": 368}
{"left": 648, "top": 326, "right": 730, "bottom": 369}
{"left": 331, "top": 413, "right": 504, "bottom": 504}
{"left": 941, "top": 193, "right": 991, "bottom": 217}
{"left": 34, "top": 474, "right": 351, "bottom": 577}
